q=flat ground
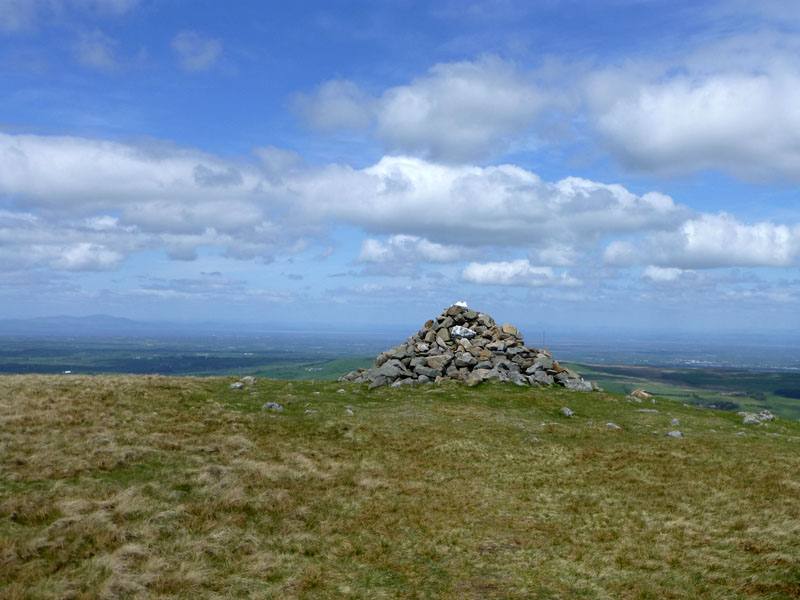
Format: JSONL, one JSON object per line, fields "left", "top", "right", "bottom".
{"left": 1, "top": 375, "right": 799, "bottom": 599}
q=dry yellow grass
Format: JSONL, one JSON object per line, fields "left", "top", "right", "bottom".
{"left": 1, "top": 374, "right": 799, "bottom": 599}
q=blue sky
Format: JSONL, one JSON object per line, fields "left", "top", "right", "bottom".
{"left": 1, "top": 0, "right": 800, "bottom": 334}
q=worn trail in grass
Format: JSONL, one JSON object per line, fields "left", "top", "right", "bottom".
{"left": 1, "top": 375, "right": 799, "bottom": 599}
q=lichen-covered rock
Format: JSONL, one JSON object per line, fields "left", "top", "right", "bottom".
{"left": 339, "top": 303, "right": 595, "bottom": 391}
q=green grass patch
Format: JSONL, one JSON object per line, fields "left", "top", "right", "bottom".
{"left": 1, "top": 374, "right": 799, "bottom": 598}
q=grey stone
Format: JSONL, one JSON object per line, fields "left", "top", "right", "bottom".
{"left": 533, "top": 372, "right": 554, "bottom": 386}
{"left": 560, "top": 407, "right": 575, "bottom": 417}
{"left": 454, "top": 353, "right": 477, "bottom": 368}
{"left": 670, "top": 418, "right": 680, "bottom": 426}
{"left": 637, "top": 409, "right": 659, "bottom": 413}
{"left": 564, "top": 379, "right": 593, "bottom": 391}
{"left": 230, "top": 382, "right": 244, "bottom": 389}
{"left": 743, "top": 415, "right": 761, "bottom": 425}
{"left": 436, "top": 327, "right": 451, "bottom": 342}
{"left": 241, "top": 376, "right": 256, "bottom": 385}
{"left": 414, "top": 365, "right": 440, "bottom": 379}
{"left": 417, "top": 375, "right": 431, "bottom": 384}
{"left": 667, "top": 430, "right": 683, "bottom": 438}
{"left": 426, "top": 354, "right": 451, "bottom": 371}
{"left": 606, "top": 422, "right": 621, "bottom": 430}
{"left": 345, "top": 408, "right": 354, "bottom": 415}
{"left": 262, "top": 402, "right": 283, "bottom": 411}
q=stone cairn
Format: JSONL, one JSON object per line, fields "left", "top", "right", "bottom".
{"left": 340, "top": 302, "right": 595, "bottom": 391}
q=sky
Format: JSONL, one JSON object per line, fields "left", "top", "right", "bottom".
{"left": 1, "top": 0, "right": 800, "bottom": 335}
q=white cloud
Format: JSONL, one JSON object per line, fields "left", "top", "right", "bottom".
{"left": 295, "top": 155, "right": 687, "bottom": 247}
{"left": 292, "top": 79, "right": 376, "bottom": 131}
{"left": 0, "top": 132, "right": 297, "bottom": 270}
{"left": 51, "top": 242, "right": 123, "bottom": 271}
{"left": 605, "top": 214, "right": 800, "bottom": 269}
{"left": 294, "top": 56, "right": 563, "bottom": 162}
{"left": 461, "top": 259, "right": 580, "bottom": 287}
{"left": 375, "top": 56, "right": 554, "bottom": 162}
{"left": 171, "top": 30, "right": 222, "bottom": 72}
{"left": 73, "top": 29, "right": 117, "bottom": 70}
{"left": 358, "top": 234, "right": 473, "bottom": 264}
{"left": 642, "top": 266, "right": 686, "bottom": 282}
{"left": 586, "top": 33, "right": 800, "bottom": 181}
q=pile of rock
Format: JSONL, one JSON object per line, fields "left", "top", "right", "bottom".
{"left": 339, "top": 303, "right": 594, "bottom": 391}
{"left": 739, "top": 410, "right": 775, "bottom": 425}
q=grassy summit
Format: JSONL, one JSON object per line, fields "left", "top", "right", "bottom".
{"left": 1, "top": 375, "right": 799, "bottom": 599}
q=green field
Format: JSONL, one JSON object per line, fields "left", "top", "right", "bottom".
{"left": 568, "top": 363, "right": 800, "bottom": 421}
{"left": 2, "top": 374, "right": 800, "bottom": 599}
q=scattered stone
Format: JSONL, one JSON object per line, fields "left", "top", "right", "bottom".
{"left": 304, "top": 409, "right": 318, "bottom": 414}
{"left": 637, "top": 409, "right": 659, "bottom": 413}
{"left": 261, "top": 402, "right": 283, "bottom": 411}
{"left": 670, "top": 418, "right": 680, "bottom": 426}
{"left": 241, "top": 376, "right": 256, "bottom": 386}
{"left": 631, "top": 389, "right": 653, "bottom": 401}
{"left": 336, "top": 389, "right": 346, "bottom": 393}
{"left": 230, "top": 382, "right": 244, "bottom": 389}
{"left": 560, "top": 407, "right": 575, "bottom": 417}
{"left": 606, "top": 422, "right": 621, "bottom": 430}
{"left": 345, "top": 408, "right": 354, "bottom": 415}
{"left": 666, "top": 430, "right": 683, "bottom": 438}
{"left": 740, "top": 409, "right": 775, "bottom": 425}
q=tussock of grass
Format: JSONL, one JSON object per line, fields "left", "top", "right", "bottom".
{"left": 1, "top": 374, "right": 799, "bottom": 599}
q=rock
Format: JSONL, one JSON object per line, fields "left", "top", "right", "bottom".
{"left": 742, "top": 414, "right": 761, "bottom": 425}
{"left": 230, "top": 382, "right": 244, "bottom": 389}
{"left": 451, "top": 325, "right": 477, "bottom": 339}
{"left": 606, "top": 422, "right": 621, "bottom": 430}
{"left": 414, "top": 365, "right": 440, "bottom": 379}
{"left": 336, "top": 388, "right": 346, "bottom": 393}
{"left": 454, "top": 300, "right": 469, "bottom": 308}
{"left": 454, "top": 353, "right": 478, "bottom": 368}
{"left": 426, "top": 354, "right": 451, "bottom": 371}
{"left": 261, "top": 402, "right": 283, "bottom": 411}
{"left": 637, "top": 409, "right": 659, "bottom": 413}
{"left": 502, "top": 323, "right": 520, "bottom": 338}
{"left": 338, "top": 304, "right": 595, "bottom": 391}
{"left": 667, "top": 430, "right": 683, "bottom": 438}
{"left": 670, "top": 418, "right": 680, "bottom": 426}
{"left": 560, "top": 407, "right": 575, "bottom": 417}
{"left": 304, "top": 409, "right": 318, "bottom": 414}
{"left": 241, "top": 376, "right": 256, "bottom": 385}
{"left": 345, "top": 408, "right": 354, "bottom": 415}
{"left": 631, "top": 389, "right": 653, "bottom": 400}
{"left": 565, "top": 379, "right": 593, "bottom": 391}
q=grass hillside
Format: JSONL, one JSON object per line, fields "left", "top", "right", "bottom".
{"left": 1, "top": 375, "right": 799, "bottom": 599}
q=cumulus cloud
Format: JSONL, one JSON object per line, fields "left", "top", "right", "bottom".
{"left": 73, "top": 29, "right": 117, "bottom": 70}
{"left": 295, "top": 56, "right": 563, "bottom": 162}
{"left": 605, "top": 214, "right": 800, "bottom": 269}
{"left": 642, "top": 266, "right": 687, "bottom": 282}
{"left": 171, "top": 30, "right": 221, "bottom": 72}
{"left": 294, "top": 155, "right": 687, "bottom": 247}
{"left": 0, "top": 132, "right": 297, "bottom": 270}
{"left": 357, "top": 234, "right": 474, "bottom": 264}
{"left": 461, "top": 259, "right": 580, "bottom": 287}
{"left": 4, "top": 131, "right": 797, "bottom": 280}
{"left": 586, "top": 33, "right": 800, "bottom": 181}
{"left": 375, "top": 56, "right": 554, "bottom": 162}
